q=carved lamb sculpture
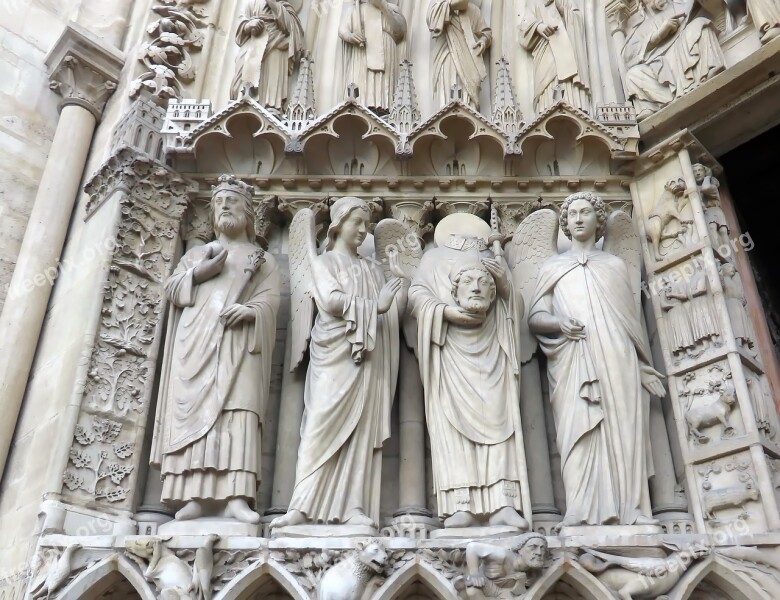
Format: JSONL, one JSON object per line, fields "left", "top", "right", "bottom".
{"left": 318, "top": 540, "right": 389, "bottom": 600}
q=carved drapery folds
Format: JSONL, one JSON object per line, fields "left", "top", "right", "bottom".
{"left": 130, "top": 0, "right": 212, "bottom": 104}
{"left": 63, "top": 151, "right": 194, "bottom": 510}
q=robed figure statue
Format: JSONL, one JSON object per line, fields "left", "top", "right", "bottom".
{"left": 408, "top": 215, "right": 531, "bottom": 531}
{"left": 231, "top": 0, "right": 305, "bottom": 110}
{"left": 427, "top": 0, "right": 492, "bottom": 109}
{"left": 152, "top": 175, "right": 281, "bottom": 524}
{"left": 271, "top": 197, "right": 408, "bottom": 530}
{"left": 518, "top": 192, "right": 665, "bottom": 530}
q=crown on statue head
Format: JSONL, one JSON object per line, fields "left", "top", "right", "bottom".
{"left": 212, "top": 174, "right": 254, "bottom": 201}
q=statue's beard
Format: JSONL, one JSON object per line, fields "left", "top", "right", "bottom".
{"left": 458, "top": 296, "right": 491, "bottom": 314}
{"left": 216, "top": 214, "right": 244, "bottom": 236}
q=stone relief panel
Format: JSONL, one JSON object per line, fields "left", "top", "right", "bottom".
{"left": 61, "top": 152, "right": 194, "bottom": 511}
{"left": 678, "top": 362, "right": 744, "bottom": 447}
{"left": 696, "top": 453, "right": 765, "bottom": 531}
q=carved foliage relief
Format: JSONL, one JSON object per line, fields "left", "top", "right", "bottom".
{"left": 63, "top": 152, "right": 193, "bottom": 509}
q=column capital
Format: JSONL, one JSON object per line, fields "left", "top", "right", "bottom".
{"left": 45, "top": 22, "right": 124, "bottom": 120}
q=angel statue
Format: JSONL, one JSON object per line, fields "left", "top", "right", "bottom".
{"left": 408, "top": 213, "right": 532, "bottom": 531}
{"left": 270, "top": 197, "right": 411, "bottom": 531}
{"left": 517, "top": 192, "right": 666, "bottom": 531}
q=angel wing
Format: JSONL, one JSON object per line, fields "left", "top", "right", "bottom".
{"left": 603, "top": 210, "right": 643, "bottom": 312}
{"left": 374, "top": 218, "right": 423, "bottom": 349}
{"left": 373, "top": 218, "right": 423, "bottom": 282}
{"left": 507, "top": 209, "right": 559, "bottom": 364}
{"left": 288, "top": 208, "right": 318, "bottom": 372}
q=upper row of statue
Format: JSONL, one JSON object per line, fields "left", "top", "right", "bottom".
{"left": 152, "top": 176, "right": 667, "bottom": 536}
{"left": 229, "top": 0, "right": 779, "bottom": 119}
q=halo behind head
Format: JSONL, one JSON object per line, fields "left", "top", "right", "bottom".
{"left": 434, "top": 213, "right": 491, "bottom": 247}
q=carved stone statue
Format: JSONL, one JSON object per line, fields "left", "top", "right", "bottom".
{"left": 687, "top": 265, "right": 721, "bottom": 351}
{"left": 693, "top": 163, "right": 731, "bottom": 259}
{"left": 409, "top": 215, "right": 530, "bottom": 531}
{"left": 271, "top": 197, "right": 407, "bottom": 530}
{"left": 230, "top": 0, "right": 305, "bottom": 110}
{"left": 744, "top": 0, "right": 780, "bottom": 44}
{"left": 646, "top": 177, "right": 694, "bottom": 260}
{"left": 620, "top": 0, "right": 725, "bottom": 119}
{"left": 660, "top": 276, "right": 698, "bottom": 363}
{"left": 152, "top": 175, "right": 281, "bottom": 524}
{"left": 339, "top": 0, "right": 407, "bottom": 114}
{"left": 524, "top": 193, "right": 665, "bottom": 530}
{"left": 453, "top": 534, "right": 548, "bottom": 598}
{"left": 519, "top": 0, "right": 592, "bottom": 114}
{"left": 720, "top": 262, "right": 757, "bottom": 355}
{"left": 427, "top": 0, "right": 492, "bottom": 109}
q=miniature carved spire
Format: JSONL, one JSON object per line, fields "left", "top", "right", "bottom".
{"left": 492, "top": 57, "right": 523, "bottom": 138}
{"left": 389, "top": 60, "right": 420, "bottom": 135}
{"left": 286, "top": 53, "right": 316, "bottom": 129}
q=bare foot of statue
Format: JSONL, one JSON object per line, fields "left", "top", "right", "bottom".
{"left": 552, "top": 516, "right": 584, "bottom": 534}
{"left": 488, "top": 507, "right": 530, "bottom": 530}
{"left": 634, "top": 514, "right": 660, "bottom": 526}
{"left": 225, "top": 498, "right": 261, "bottom": 524}
{"left": 175, "top": 500, "right": 204, "bottom": 521}
{"left": 344, "top": 510, "right": 377, "bottom": 528}
{"left": 444, "top": 511, "right": 478, "bottom": 528}
{"left": 270, "top": 509, "right": 306, "bottom": 529}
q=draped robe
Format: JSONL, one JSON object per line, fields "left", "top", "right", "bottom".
{"left": 288, "top": 252, "right": 399, "bottom": 524}
{"left": 152, "top": 243, "right": 280, "bottom": 505}
{"left": 410, "top": 247, "right": 530, "bottom": 519}
{"left": 519, "top": 0, "right": 591, "bottom": 113}
{"left": 339, "top": 1, "right": 407, "bottom": 112}
{"left": 622, "top": 0, "right": 724, "bottom": 118}
{"left": 427, "top": 0, "right": 492, "bottom": 108}
{"left": 231, "top": 0, "right": 305, "bottom": 108}
{"left": 529, "top": 250, "right": 653, "bottom": 525}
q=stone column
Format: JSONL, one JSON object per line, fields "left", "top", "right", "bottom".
{"left": 521, "top": 359, "right": 561, "bottom": 533}
{"left": 0, "top": 24, "right": 123, "bottom": 482}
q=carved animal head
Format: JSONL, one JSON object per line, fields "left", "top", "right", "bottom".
{"left": 355, "top": 540, "right": 388, "bottom": 574}
{"left": 126, "top": 538, "right": 157, "bottom": 559}
{"left": 664, "top": 178, "right": 686, "bottom": 197}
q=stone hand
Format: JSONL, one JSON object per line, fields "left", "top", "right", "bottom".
{"left": 537, "top": 22, "right": 558, "bottom": 37}
{"left": 347, "top": 32, "right": 366, "bottom": 46}
{"left": 465, "top": 574, "right": 487, "bottom": 588}
{"left": 664, "top": 14, "right": 685, "bottom": 35}
{"left": 220, "top": 304, "right": 254, "bottom": 328}
{"left": 194, "top": 246, "right": 228, "bottom": 284}
{"left": 444, "top": 306, "right": 486, "bottom": 326}
{"left": 472, "top": 39, "right": 487, "bottom": 56}
{"left": 378, "top": 277, "right": 403, "bottom": 313}
{"left": 388, "top": 251, "right": 407, "bottom": 279}
{"left": 560, "top": 317, "right": 586, "bottom": 340}
{"left": 640, "top": 364, "right": 666, "bottom": 397}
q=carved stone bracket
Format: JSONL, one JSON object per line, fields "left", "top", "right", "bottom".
{"left": 130, "top": 0, "right": 212, "bottom": 104}
{"left": 62, "top": 150, "right": 195, "bottom": 511}
{"left": 387, "top": 200, "right": 435, "bottom": 241}
{"left": 45, "top": 22, "right": 124, "bottom": 120}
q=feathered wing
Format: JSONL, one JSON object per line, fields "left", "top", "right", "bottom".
{"left": 603, "top": 210, "right": 643, "bottom": 313}
{"left": 288, "top": 207, "right": 318, "bottom": 372}
{"left": 507, "top": 209, "right": 559, "bottom": 364}
{"left": 374, "top": 218, "right": 423, "bottom": 349}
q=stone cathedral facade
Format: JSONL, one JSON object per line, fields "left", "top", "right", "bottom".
{"left": 0, "top": 0, "right": 779, "bottom": 598}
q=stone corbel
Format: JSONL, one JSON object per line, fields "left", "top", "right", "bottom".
{"left": 436, "top": 199, "right": 490, "bottom": 219}
{"left": 46, "top": 22, "right": 124, "bottom": 120}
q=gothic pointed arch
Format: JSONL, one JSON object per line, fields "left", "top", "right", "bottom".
{"left": 525, "top": 559, "right": 614, "bottom": 600}
{"left": 515, "top": 102, "right": 638, "bottom": 177}
{"left": 667, "top": 556, "right": 772, "bottom": 600}
{"left": 374, "top": 561, "right": 456, "bottom": 600}
{"left": 170, "top": 98, "right": 291, "bottom": 174}
{"left": 214, "top": 559, "right": 308, "bottom": 600}
{"left": 57, "top": 555, "right": 156, "bottom": 600}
